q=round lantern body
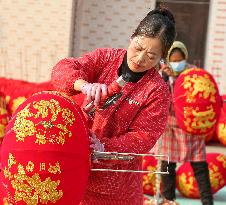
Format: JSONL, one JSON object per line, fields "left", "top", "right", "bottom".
{"left": 176, "top": 153, "right": 226, "bottom": 198}
{"left": 142, "top": 156, "right": 158, "bottom": 196}
{"left": 173, "top": 68, "right": 221, "bottom": 135}
{"left": 0, "top": 91, "right": 90, "bottom": 205}
{"left": 216, "top": 95, "right": 226, "bottom": 146}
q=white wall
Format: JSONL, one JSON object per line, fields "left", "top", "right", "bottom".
{"left": 205, "top": 0, "right": 226, "bottom": 95}
{"left": 0, "top": 0, "right": 73, "bottom": 82}
{"left": 73, "top": 0, "right": 156, "bottom": 56}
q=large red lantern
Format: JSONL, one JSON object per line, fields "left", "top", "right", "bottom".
{"left": 0, "top": 91, "right": 90, "bottom": 204}
{"left": 176, "top": 153, "right": 226, "bottom": 198}
{"left": 173, "top": 68, "right": 221, "bottom": 135}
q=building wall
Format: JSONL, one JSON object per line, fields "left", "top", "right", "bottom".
{"left": 0, "top": 0, "right": 225, "bottom": 94}
{"left": 0, "top": 0, "right": 156, "bottom": 82}
{"left": 72, "top": 0, "right": 156, "bottom": 57}
{"left": 205, "top": 0, "right": 226, "bottom": 94}
{"left": 0, "top": 0, "right": 73, "bottom": 82}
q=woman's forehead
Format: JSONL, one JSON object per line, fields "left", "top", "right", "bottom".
{"left": 132, "top": 36, "right": 162, "bottom": 51}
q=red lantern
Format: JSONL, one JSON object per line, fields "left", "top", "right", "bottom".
{"left": 142, "top": 156, "right": 158, "bottom": 196}
{"left": 0, "top": 92, "right": 10, "bottom": 145}
{"left": 0, "top": 91, "right": 90, "bottom": 204}
{"left": 176, "top": 153, "right": 226, "bottom": 198}
{"left": 173, "top": 68, "right": 221, "bottom": 135}
{"left": 216, "top": 95, "right": 226, "bottom": 146}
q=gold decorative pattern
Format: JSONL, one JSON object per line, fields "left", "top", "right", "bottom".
{"left": 143, "top": 165, "right": 157, "bottom": 193}
{"left": 3, "top": 153, "right": 63, "bottom": 205}
{"left": 217, "top": 154, "right": 226, "bottom": 168}
{"left": 183, "top": 73, "right": 217, "bottom": 103}
{"left": 177, "top": 172, "right": 196, "bottom": 196}
{"left": 12, "top": 99, "right": 75, "bottom": 145}
{"left": 218, "top": 123, "right": 226, "bottom": 141}
{"left": 183, "top": 105, "right": 216, "bottom": 133}
{"left": 209, "top": 163, "right": 225, "bottom": 190}
{"left": 11, "top": 96, "right": 27, "bottom": 114}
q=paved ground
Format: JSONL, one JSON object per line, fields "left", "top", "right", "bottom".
{"left": 206, "top": 142, "right": 226, "bottom": 155}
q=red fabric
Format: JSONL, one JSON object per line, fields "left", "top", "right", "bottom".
{"left": 173, "top": 68, "right": 221, "bottom": 135}
{"left": 0, "top": 92, "right": 9, "bottom": 143}
{"left": 0, "top": 91, "right": 90, "bottom": 205}
{"left": 176, "top": 153, "right": 226, "bottom": 198}
{"left": 51, "top": 48, "right": 170, "bottom": 204}
{"left": 0, "top": 77, "right": 54, "bottom": 116}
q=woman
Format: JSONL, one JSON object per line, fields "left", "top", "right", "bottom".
{"left": 51, "top": 8, "right": 176, "bottom": 205}
{"left": 158, "top": 41, "right": 213, "bottom": 205}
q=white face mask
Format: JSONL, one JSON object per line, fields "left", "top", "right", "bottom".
{"left": 170, "top": 60, "right": 186, "bottom": 72}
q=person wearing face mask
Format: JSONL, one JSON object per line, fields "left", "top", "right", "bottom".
{"left": 51, "top": 7, "right": 176, "bottom": 205}
{"left": 157, "top": 41, "right": 214, "bottom": 205}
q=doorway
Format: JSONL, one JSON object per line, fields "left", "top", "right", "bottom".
{"left": 156, "top": 0, "right": 210, "bottom": 67}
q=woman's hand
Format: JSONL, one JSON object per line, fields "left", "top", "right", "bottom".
{"left": 90, "top": 132, "right": 105, "bottom": 152}
{"left": 160, "top": 62, "right": 174, "bottom": 77}
{"left": 81, "top": 83, "right": 108, "bottom": 106}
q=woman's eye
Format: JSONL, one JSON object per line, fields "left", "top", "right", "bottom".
{"left": 147, "top": 54, "right": 155, "bottom": 60}
{"left": 135, "top": 46, "right": 142, "bottom": 51}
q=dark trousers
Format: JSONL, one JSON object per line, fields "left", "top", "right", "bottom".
{"left": 161, "top": 160, "right": 213, "bottom": 205}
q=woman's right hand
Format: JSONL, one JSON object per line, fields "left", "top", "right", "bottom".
{"left": 80, "top": 83, "right": 108, "bottom": 106}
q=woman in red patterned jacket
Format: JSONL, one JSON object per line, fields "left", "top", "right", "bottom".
{"left": 51, "top": 8, "right": 176, "bottom": 205}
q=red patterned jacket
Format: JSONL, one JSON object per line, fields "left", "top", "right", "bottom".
{"left": 51, "top": 48, "right": 170, "bottom": 205}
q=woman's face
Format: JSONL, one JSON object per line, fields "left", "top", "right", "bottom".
{"left": 169, "top": 50, "right": 185, "bottom": 62}
{"left": 127, "top": 36, "right": 162, "bottom": 73}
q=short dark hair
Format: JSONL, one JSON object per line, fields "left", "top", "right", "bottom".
{"left": 131, "top": 8, "right": 176, "bottom": 58}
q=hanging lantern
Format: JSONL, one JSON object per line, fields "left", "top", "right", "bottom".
{"left": 0, "top": 91, "right": 90, "bottom": 205}
{"left": 173, "top": 68, "right": 221, "bottom": 135}
{"left": 176, "top": 153, "right": 226, "bottom": 198}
